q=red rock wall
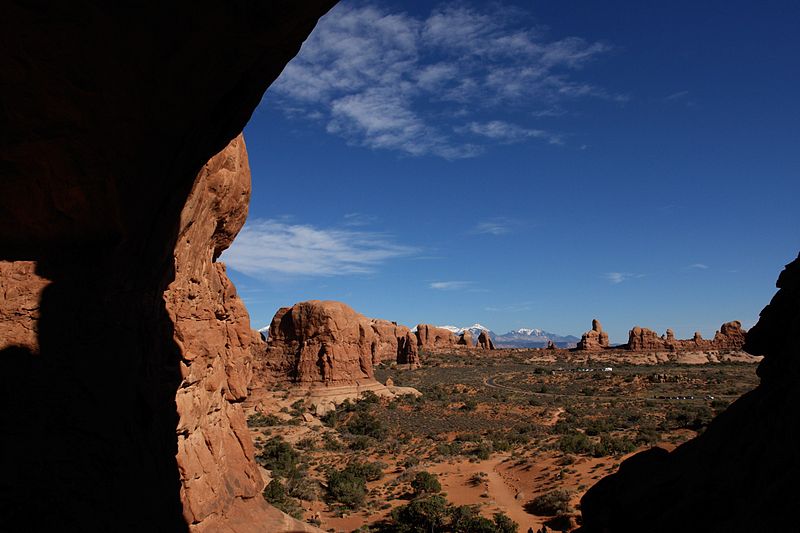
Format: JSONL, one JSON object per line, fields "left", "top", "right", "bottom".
{"left": 0, "top": 2, "right": 336, "bottom": 531}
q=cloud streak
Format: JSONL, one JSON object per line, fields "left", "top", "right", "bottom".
{"left": 430, "top": 280, "right": 473, "bottom": 290}
{"left": 604, "top": 272, "right": 642, "bottom": 284}
{"left": 221, "top": 219, "right": 416, "bottom": 278}
{"left": 267, "top": 2, "right": 621, "bottom": 158}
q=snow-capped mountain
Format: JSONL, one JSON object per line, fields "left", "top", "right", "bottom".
{"left": 495, "top": 328, "right": 579, "bottom": 348}
{"left": 438, "top": 323, "right": 578, "bottom": 348}
{"left": 439, "top": 323, "right": 491, "bottom": 337}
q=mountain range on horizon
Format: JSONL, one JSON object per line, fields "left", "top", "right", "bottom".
{"left": 438, "top": 323, "right": 580, "bottom": 348}
{"left": 259, "top": 320, "right": 579, "bottom": 348}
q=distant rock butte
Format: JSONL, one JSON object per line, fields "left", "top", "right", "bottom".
{"left": 477, "top": 330, "right": 496, "bottom": 350}
{"left": 258, "top": 300, "right": 418, "bottom": 386}
{"left": 627, "top": 321, "right": 746, "bottom": 351}
{"left": 415, "top": 324, "right": 458, "bottom": 350}
{"left": 577, "top": 319, "right": 611, "bottom": 351}
{"left": 458, "top": 330, "right": 474, "bottom": 347}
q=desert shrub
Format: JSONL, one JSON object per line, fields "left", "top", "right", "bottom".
{"left": 584, "top": 418, "right": 614, "bottom": 436}
{"left": 468, "top": 472, "right": 487, "bottom": 486}
{"left": 285, "top": 470, "right": 320, "bottom": 501}
{"left": 635, "top": 428, "right": 661, "bottom": 446}
{"left": 411, "top": 471, "right": 441, "bottom": 495}
{"left": 262, "top": 479, "right": 303, "bottom": 519}
{"left": 557, "top": 432, "right": 593, "bottom": 455}
{"left": 348, "top": 435, "right": 377, "bottom": 450}
{"left": 322, "top": 433, "right": 344, "bottom": 451}
{"left": 471, "top": 442, "right": 492, "bottom": 460}
{"left": 247, "top": 413, "right": 281, "bottom": 427}
{"left": 295, "top": 437, "right": 316, "bottom": 451}
{"left": 435, "top": 441, "right": 462, "bottom": 457}
{"left": 256, "top": 437, "right": 299, "bottom": 478}
{"left": 390, "top": 495, "right": 449, "bottom": 533}
{"left": 347, "top": 461, "right": 386, "bottom": 482}
{"left": 345, "top": 411, "right": 387, "bottom": 439}
{"left": 325, "top": 467, "right": 367, "bottom": 509}
{"left": 461, "top": 399, "right": 478, "bottom": 411}
{"left": 592, "top": 434, "right": 636, "bottom": 457}
{"left": 526, "top": 489, "right": 572, "bottom": 516}
{"left": 402, "top": 456, "right": 420, "bottom": 469}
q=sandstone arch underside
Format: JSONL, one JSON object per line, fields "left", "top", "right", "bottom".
{"left": 0, "top": 3, "right": 796, "bottom": 532}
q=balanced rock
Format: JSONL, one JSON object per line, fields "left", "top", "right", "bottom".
{"left": 415, "top": 324, "right": 457, "bottom": 349}
{"left": 577, "top": 319, "right": 610, "bottom": 350}
{"left": 458, "top": 330, "right": 474, "bottom": 346}
{"left": 477, "top": 330, "right": 496, "bottom": 350}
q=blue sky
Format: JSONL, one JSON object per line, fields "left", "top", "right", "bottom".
{"left": 222, "top": 0, "right": 800, "bottom": 343}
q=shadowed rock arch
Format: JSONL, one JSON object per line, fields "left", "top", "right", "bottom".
{"left": 0, "top": 2, "right": 797, "bottom": 532}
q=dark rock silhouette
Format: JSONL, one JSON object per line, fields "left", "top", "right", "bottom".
{"left": 579, "top": 253, "right": 800, "bottom": 532}
{"left": 0, "top": 2, "right": 335, "bottom": 531}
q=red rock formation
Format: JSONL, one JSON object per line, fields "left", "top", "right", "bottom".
{"left": 712, "top": 320, "right": 746, "bottom": 349}
{"left": 165, "top": 136, "right": 269, "bottom": 529}
{"left": 458, "top": 330, "right": 474, "bottom": 346}
{"left": 0, "top": 3, "right": 335, "bottom": 531}
{"left": 627, "top": 326, "right": 668, "bottom": 351}
{"left": 477, "top": 330, "right": 496, "bottom": 350}
{"left": 577, "top": 319, "right": 610, "bottom": 351}
{"left": 397, "top": 331, "right": 421, "bottom": 368}
{"left": 579, "top": 254, "right": 800, "bottom": 532}
{"left": 415, "top": 324, "right": 457, "bottom": 349}
{"left": 259, "top": 301, "right": 418, "bottom": 384}
{"left": 0, "top": 261, "right": 49, "bottom": 349}
{"left": 626, "top": 321, "right": 747, "bottom": 352}
{"left": 546, "top": 340, "right": 558, "bottom": 350}
{"left": 369, "top": 319, "right": 414, "bottom": 364}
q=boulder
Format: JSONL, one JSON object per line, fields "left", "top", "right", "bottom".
{"left": 577, "top": 319, "right": 610, "bottom": 350}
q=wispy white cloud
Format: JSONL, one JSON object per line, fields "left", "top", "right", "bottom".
{"left": 472, "top": 217, "right": 514, "bottom": 235}
{"left": 604, "top": 272, "right": 642, "bottom": 284}
{"left": 430, "top": 280, "right": 474, "bottom": 290}
{"left": 267, "top": 2, "right": 621, "bottom": 158}
{"left": 664, "top": 90, "right": 690, "bottom": 101}
{"left": 342, "top": 212, "right": 378, "bottom": 227}
{"left": 461, "top": 121, "right": 563, "bottom": 145}
{"left": 221, "top": 218, "right": 416, "bottom": 278}
{"left": 688, "top": 263, "right": 709, "bottom": 270}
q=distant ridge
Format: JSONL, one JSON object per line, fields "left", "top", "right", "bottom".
{"left": 437, "top": 324, "right": 579, "bottom": 348}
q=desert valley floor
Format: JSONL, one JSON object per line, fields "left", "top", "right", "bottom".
{"left": 244, "top": 347, "right": 760, "bottom": 532}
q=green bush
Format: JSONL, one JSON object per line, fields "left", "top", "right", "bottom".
{"left": 325, "top": 467, "right": 367, "bottom": 509}
{"left": 247, "top": 413, "right": 281, "bottom": 427}
{"left": 390, "top": 495, "right": 449, "bottom": 533}
{"left": 526, "top": 489, "right": 572, "bottom": 516}
{"left": 345, "top": 411, "right": 387, "bottom": 439}
{"left": 262, "top": 479, "right": 303, "bottom": 519}
{"left": 256, "top": 437, "right": 299, "bottom": 478}
{"left": 411, "top": 471, "right": 441, "bottom": 495}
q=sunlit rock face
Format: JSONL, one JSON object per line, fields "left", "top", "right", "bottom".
{"left": 579, "top": 253, "right": 800, "bottom": 533}
{"left": 576, "top": 319, "right": 610, "bottom": 351}
{"left": 258, "top": 300, "right": 418, "bottom": 386}
{"left": 415, "top": 324, "right": 458, "bottom": 349}
{"left": 0, "top": 2, "right": 335, "bottom": 531}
